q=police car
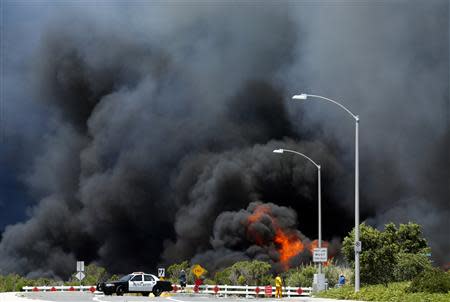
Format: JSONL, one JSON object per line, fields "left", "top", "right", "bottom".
{"left": 96, "top": 272, "right": 172, "bottom": 296}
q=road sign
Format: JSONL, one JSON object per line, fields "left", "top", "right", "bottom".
{"left": 158, "top": 268, "right": 165, "bottom": 278}
{"left": 354, "top": 241, "right": 362, "bottom": 252}
{"left": 75, "top": 271, "right": 85, "bottom": 281}
{"left": 313, "top": 248, "right": 328, "bottom": 262}
{"left": 76, "top": 261, "right": 84, "bottom": 272}
{"left": 192, "top": 264, "right": 206, "bottom": 278}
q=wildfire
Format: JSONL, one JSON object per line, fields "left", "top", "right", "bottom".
{"left": 274, "top": 228, "right": 304, "bottom": 270}
{"left": 246, "top": 204, "right": 304, "bottom": 270}
{"left": 248, "top": 205, "right": 272, "bottom": 224}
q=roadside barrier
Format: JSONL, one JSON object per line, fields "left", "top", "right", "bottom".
{"left": 172, "top": 284, "right": 311, "bottom": 297}
{"left": 22, "top": 286, "right": 97, "bottom": 293}
{"left": 23, "top": 284, "right": 312, "bottom": 297}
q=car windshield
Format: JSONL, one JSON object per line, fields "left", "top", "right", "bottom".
{"left": 118, "top": 274, "right": 132, "bottom": 282}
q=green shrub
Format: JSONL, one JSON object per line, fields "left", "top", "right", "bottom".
{"left": 323, "top": 264, "right": 340, "bottom": 287}
{"left": 394, "top": 253, "right": 432, "bottom": 282}
{"left": 167, "top": 261, "right": 191, "bottom": 284}
{"left": 342, "top": 222, "right": 430, "bottom": 285}
{"left": 407, "top": 268, "right": 450, "bottom": 293}
{"left": 317, "top": 281, "right": 450, "bottom": 302}
{"left": 285, "top": 265, "right": 316, "bottom": 287}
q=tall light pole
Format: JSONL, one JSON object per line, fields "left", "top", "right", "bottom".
{"left": 292, "top": 93, "right": 361, "bottom": 292}
{"left": 273, "top": 149, "right": 324, "bottom": 278}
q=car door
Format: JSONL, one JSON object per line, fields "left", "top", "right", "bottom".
{"left": 129, "top": 274, "right": 144, "bottom": 292}
{"left": 143, "top": 274, "right": 157, "bottom": 291}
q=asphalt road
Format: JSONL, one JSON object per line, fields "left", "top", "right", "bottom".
{"left": 2, "top": 292, "right": 363, "bottom": 302}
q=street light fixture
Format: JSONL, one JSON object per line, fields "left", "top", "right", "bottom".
{"left": 292, "top": 93, "right": 361, "bottom": 292}
{"left": 273, "top": 148, "right": 325, "bottom": 288}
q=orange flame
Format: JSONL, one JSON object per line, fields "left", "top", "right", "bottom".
{"left": 274, "top": 228, "right": 304, "bottom": 270}
{"left": 248, "top": 205, "right": 272, "bottom": 224}
{"left": 247, "top": 204, "right": 304, "bottom": 270}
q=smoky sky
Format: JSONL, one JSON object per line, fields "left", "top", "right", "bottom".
{"left": 0, "top": 0, "right": 448, "bottom": 278}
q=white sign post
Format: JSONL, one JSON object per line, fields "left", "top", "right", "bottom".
{"left": 76, "top": 261, "right": 85, "bottom": 272}
{"left": 313, "top": 248, "right": 328, "bottom": 263}
{"left": 158, "top": 268, "right": 165, "bottom": 278}
{"left": 76, "top": 261, "right": 85, "bottom": 291}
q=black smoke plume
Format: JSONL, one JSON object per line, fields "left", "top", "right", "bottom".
{"left": 1, "top": 1, "right": 448, "bottom": 278}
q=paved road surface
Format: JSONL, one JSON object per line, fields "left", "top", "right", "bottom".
{"left": 1, "top": 292, "right": 364, "bottom": 302}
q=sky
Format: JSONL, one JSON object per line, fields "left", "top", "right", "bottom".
{"left": 0, "top": 0, "right": 449, "bottom": 278}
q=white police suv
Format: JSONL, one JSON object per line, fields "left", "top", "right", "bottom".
{"left": 97, "top": 272, "right": 172, "bottom": 296}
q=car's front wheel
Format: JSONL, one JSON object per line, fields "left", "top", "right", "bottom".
{"left": 116, "top": 286, "right": 125, "bottom": 296}
{"left": 152, "top": 286, "right": 163, "bottom": 297}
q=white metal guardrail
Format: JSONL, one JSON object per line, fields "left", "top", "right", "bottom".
{"left": 23, "top": 284, "right": 312, "bottom": 297}
{"left": 181, "top": 284, "right": 312, "bottom": 297}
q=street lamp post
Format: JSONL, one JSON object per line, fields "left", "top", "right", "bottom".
{"left": 273, "top": 149, "right": 324, "bottom": 277}
{"left": 292, "top": 93, "right": 361, "bottom": 292}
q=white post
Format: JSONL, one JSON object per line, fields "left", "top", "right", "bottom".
{"left": 318, "top": 166, "right": 322, "bottom": 275}
{"left": 355, "top": 116, "right": 360, "bottom": 292}
{"left": 292, "top": 94, "right": 361, "bottom": 292}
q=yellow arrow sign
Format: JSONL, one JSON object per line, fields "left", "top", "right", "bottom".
{"left": 191, "top": 264, "right": 206, "bottom": 278}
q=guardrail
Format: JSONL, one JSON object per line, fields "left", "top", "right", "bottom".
{"left": 172, "top": 284, "right": 311, "bottom": 297}
{"left": 23, "top": 284, "right": 312, "bottom": 297}
{"left": 22, "top": 286, "right": 97, "bottom": 293}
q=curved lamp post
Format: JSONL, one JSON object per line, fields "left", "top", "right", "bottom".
{"left": 292, "top": 93, "right": 360, "bottom": 292}
{"left": 273, "top": 149, "right": 323, "bottom": 275}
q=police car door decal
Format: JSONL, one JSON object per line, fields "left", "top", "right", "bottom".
{"left": 129, "top": 275, "right": 143, "bottom": 291}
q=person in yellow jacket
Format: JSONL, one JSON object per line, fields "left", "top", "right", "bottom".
{"left": 275, "top": 274, "right": 283, "bottom": 298}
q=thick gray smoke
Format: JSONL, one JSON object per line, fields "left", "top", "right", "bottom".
{"left": 1, "top": 1, "right": 448, "bottom": 278}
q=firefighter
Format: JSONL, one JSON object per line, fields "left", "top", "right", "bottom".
{"left": 275, "top": 274, "right": 283, "bottom": 298}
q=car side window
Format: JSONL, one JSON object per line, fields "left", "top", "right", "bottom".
{"left": 130, "top": 275, "right": 142, "bottom": 282}
{"left": 144, "top": 275, "right": 154, "bottom": 281}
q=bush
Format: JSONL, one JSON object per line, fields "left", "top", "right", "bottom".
{"left": 407, "top": 268, "right": 450, "bottom": 294}
{"left": 285, "top": 265, "right": 316, "bottom": 287}
{"left": 317, "top": 281, "right": 450, "bottom": 302}
{"left": 167, "top": 261, "right": 190, "bottom": 284}
{"left": 394, "top": 253, "right": 432, "bottom": 282}
{"left": 214, "top": 260, "right": 271, "bottom": 286}
{"left": 322, "top": 263, "right": 340, "bottom": 287}
{"left": 342, "top": 222, "right": 430, "bottom": 285}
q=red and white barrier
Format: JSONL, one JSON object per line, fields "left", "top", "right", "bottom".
{"left": 22, "top": 286, "right": 97, "bottom": 293}
{"left": 23, "top": 284, "right": 312, "bottom": 297}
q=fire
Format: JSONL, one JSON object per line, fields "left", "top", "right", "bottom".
{"left": 248, "top": 205, "right": 272, "bottom": 224}
{"left": 274, "top": 228, "right": 304, "bottom": 270}
{"left": 246, "top": 204, "right": 304, "bottom": 270}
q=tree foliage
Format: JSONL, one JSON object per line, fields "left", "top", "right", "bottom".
{"left": 213, "top": 260, "right": 271, "bottom": 285}
{"left": 407, "top": 268, "right": 450, "bottom": 294}
{"left": 167, "top": 261, "right": 190, "bottom": 284}
{"left": 342, "top": 222, "right": 431, "bottom": 285}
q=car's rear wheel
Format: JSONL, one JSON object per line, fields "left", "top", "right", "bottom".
{"left": 152, "top": 286, "right": 163, "bottom": 297}
{"left": 116, "top": 286, "right": 124, "bottom": 296}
